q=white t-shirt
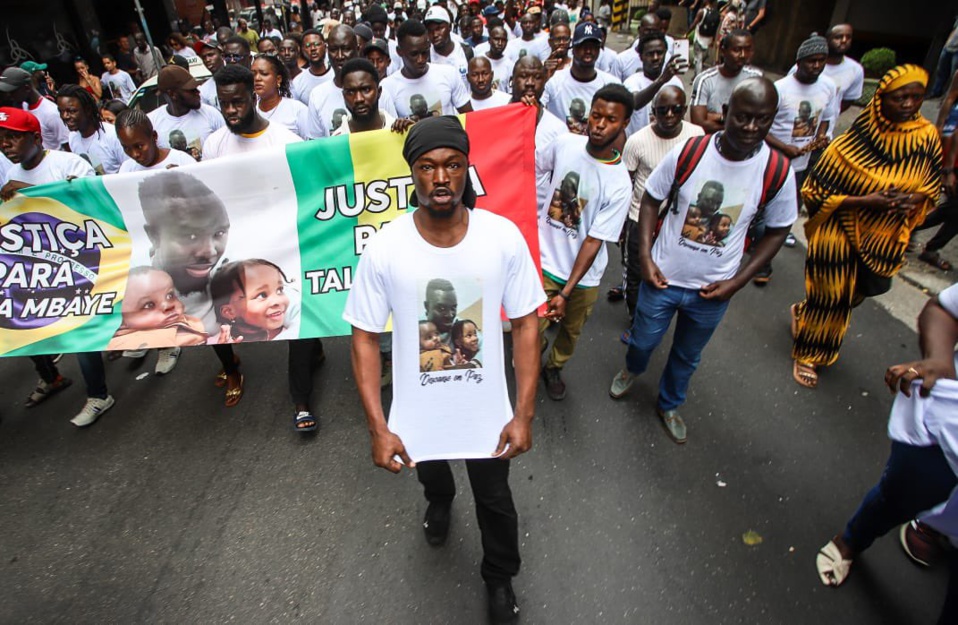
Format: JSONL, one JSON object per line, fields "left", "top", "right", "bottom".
{"left": 597, "top": 47, "right": 618, "bottom": 75}
{"left": 199, "top": 77, "right": 219, "bottom": 109}
{"left": 342, "top": 209, "right": 546, "bottom": 461}
{"left": 644, "top": 138, "right": 798, "bottom": 289}
{"left": 117, "top": 148, "right": 197, "bottom": 173}
{"left": 101, "top": 69, "right": 137, "bottom": 101}
{"left": 259, "top": 97, "right": 310, "bottom": 139}
{"left": 148, "top": 104, "right": 225, "bottom": 161}
{"left": 541, "top": 68, "right": 620, "bottom": 135}
{"left": 538, "top": 134, "right": 631, "bottom": 288}
{"left": 202, "top": 121, "right": 303, "bottom": 160}
{"left": 5, "top": 149, "right": 95, "bottom": 185}
{"left": 24, "top": 98, "right": 69, "bottom": 150}
{"left": 291, "top": 67, "right": 335, "bottom": 105}
{"left": 770, "top": 74, "right": 838, "bottom": 171}
{"left": 615, "top": 47, "right": 644, "bottom": 81}
{"left": 470, "top": 90, "right": 512, "bottom": 111}
{"left": 623, "top": 122, "right": 705, "bottom": 221}
{"left": 380, "top": 64, "right": 470, "bottom": 118}
{"left": 535, "top": 109, "right": 569, "bottom": 211}
{"left": 483, "top": 54, "right": 514, "bottom": 93}
{"left": 789, "top": 57, "right": 865, "bottom": 107}
{"left": 331, "top": 110, "right": 397, "bottom": 135}
{"left": 622, "top": 73, "right": 684, "bottom": 136}
{"left": 505, "top": 36, "right": 548, "bottom": 62}
{"left": 0, "top": 152, "right": 10, "bottom": 184}
{"left": 174, "top": 46, "right": 198, "bottom": 59}
{"left": 67, "top": 124, "right": 127, "bottom": 175}
{"left": 431, "top": 42, "right": 471, "bottom": 85}
{"left": 690, "top": 65, "right": 763, "bottom": 115}
{"left": 306, "top": 81, "right": 350, "bottom": 138}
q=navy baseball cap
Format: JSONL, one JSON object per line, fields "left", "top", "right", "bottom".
{"left": 572, "top": 21, "right": 602, "bottom": 46}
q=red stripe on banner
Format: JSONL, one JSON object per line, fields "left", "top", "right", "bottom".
{"left": 463, "top": 104, "right": 541, "bottom": 275}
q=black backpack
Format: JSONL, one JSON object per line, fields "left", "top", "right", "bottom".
{"left": 699, "top": 7, "right": 721, "bottom": 37}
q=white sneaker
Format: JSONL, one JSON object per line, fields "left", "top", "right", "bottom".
{"left": 155, "top": 347, "right": 181, "bottom": 375}
{"left": 71, "top": 396, "right": 115, "bottom": 427}
{"left": 122, "top": 349, "right": 148, "bottom": 359}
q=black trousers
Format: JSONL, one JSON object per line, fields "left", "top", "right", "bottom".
{"left": 416, "top": 458, "right": 520, "bottom": 583}
{"left": 212, "top": 344, "right": 238, "bottom": 374}
{"left": 623, "top": 217, "right": 642, "bottom": 321}
{"left": 917, "top": 198, "right": 958, "bottom": 253}
{"left": 288, "top": 338, "right": 324, "bottom": 405}
{"left": 29, "top": 355, "right": 59, "bottom": 384}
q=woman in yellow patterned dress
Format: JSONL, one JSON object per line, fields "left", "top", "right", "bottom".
{"left": 791, "top": 65, "right": 942, "bottom": 388}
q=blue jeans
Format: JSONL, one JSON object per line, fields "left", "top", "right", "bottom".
{"left": 932, "top": 48, "right": 958, "bottom": 97}
{"left": 842, "top": 441, "right": 957, "bottom": 553}
{"left": 76, "top": 352, "right": 108, "bottom": 399}
{"left": 625, "top": 283, "right": 729, "bottom": 411}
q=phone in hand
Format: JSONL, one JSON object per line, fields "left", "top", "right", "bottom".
{"left": 673, "top": 39, "right": 690, "bottom": 65}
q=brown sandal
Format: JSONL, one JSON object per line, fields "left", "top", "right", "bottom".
{"left": 793, "top": 360, "right": 818, "bottom": 389}
{"left": 224, "top": 373, "right": 244, "bottom": 407}
{"left": 919, "top": 250, "right": 953, "bottom": 271}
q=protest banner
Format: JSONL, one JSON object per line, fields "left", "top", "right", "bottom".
{"left": 0, "top": 105, "right": 538, "bottom": 357}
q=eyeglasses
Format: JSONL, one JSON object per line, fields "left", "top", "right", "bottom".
{"left": 223, "top": 53, "right": 248, "bottom": 62}
{"left": 653, "top": 104, "right": 686, "bottom": 116}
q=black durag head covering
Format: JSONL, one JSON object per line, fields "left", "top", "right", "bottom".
{"left": 402, "top": 115, "right": 477, "bottom": 208}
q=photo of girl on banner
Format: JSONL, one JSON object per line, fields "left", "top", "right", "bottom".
{"left": 100, "top": 159, "right": 303, "bottom": 348}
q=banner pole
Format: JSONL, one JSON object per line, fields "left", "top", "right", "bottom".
{"left": 133, "top": 0, "right": 165, "bottom": 76}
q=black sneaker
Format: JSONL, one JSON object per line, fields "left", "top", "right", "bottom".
{"left": 753, "top": 263, "right": 773, "bottom": 286}
{"left": 486, "top": 580, "right": 520, "bottom": 624}
{"left": 541, "top": 366, "right": 566, "bottom": 401}
{"left": 422, "top": 502, "right": 450, "bottom": 546}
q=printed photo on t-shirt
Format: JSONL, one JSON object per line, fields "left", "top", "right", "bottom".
{"left": 546, "top": 170, "right": 586, "bottom": 230}
{"left": 680, "top": 179, "right": 743, "bottom": 248}
{"left": 76, "top": 151, "right": 106, "bottom": 176}
{"left": 409, "top": 94, "right": 442, "bottom": 120}
{"left": 168, "top": 129, "right": 202, "bottom": 161}
{"left": 330, "top": 108, "right": 348, "bottom": 132}
{"left": 791, "top": 100, "right": 819, "bottom": 139}
{"left": 566, "top": 97, "right": 587, "bottom": 134}
{"left": 419, "top": 277, "right": 483, "bottom": 372}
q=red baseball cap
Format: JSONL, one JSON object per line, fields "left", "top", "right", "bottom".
{"left": 0, "top": 107, "right": 41, "bottom": 134}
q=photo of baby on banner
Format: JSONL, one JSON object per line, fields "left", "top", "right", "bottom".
{"left": 101, "top": 164, "right": 303, "bottom": 350}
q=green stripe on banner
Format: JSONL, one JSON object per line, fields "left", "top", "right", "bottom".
{"left": 21, "top": 176, "right": 126, "bottom": 232}
{"left": 286, "top": 136, "right": 358, "bottom": 338}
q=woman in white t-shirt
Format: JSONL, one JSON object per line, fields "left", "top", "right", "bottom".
{"left": 252, "top": 55, "right": 310, "bottom": 139}
{"left": 100, "top": 55, "right": 137, "bottom": 101}
{"left": 115, "top": 108, "right": 197, "bottom": 173}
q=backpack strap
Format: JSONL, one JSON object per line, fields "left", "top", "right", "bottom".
{"left": 756, "top": 147, "right": 791, "bottom": 213}
{"left": 662, "top": 133, "right": 711, "bottom": 218}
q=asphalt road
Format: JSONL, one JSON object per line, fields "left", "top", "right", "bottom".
{"left": 0, "top": 241, "right": 948, "bottom": 624}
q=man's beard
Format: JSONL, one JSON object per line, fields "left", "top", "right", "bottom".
{"left": 228, "top": 108, "right": 258, "bottom": 134}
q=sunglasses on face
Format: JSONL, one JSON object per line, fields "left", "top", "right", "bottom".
{"left": 653, "top": 104, "right": 686, "bottom": 116}
{"left": 224, "top": 53, "right": 248, "bottom": 62}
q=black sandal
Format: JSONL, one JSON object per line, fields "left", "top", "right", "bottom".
{"left": 294, "top": 411, "right": 317, "bottom": 433}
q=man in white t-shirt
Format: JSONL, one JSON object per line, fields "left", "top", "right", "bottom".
{"left": 364, "top": 4, "right": 404, "bottom": 75}
{"left": 307, "top": 24, "right": 363, "bottom": 138}
{"left": 511, "top": 55, "right": 568, "bottom": 210}
{"left": 538, "top": 84, "right": 633, "bottom": 401}
{"left": 291, "top": 29, "right": 336, "bottom": 104}
{"left": 203, "top": 65, "right": 303, "bottom": 159}
{"left": 467, "top": 56, "right": 511, "bottom": 110}
{"left": 425, "top": 5, "right": 473, "bottom": 85}
{"left": 800, "top": 24, "right": 864, "bottom": 115}
{"left": 196, "top": 40, "right": 225, "bottom": 108}
{"left": 56, "top": 84, "right": 127, "bottom": 174}
{"left": 334, "top": 58, "right": 411, "bottom": 135}
{"left": 480, "top": 24, "right": 513, "bottom": 93}
{"left": 541, "top": 22, "right": 620, "bottom": 135}
{"left": 344, "top": 116, "right": 545, "bottom": 624}
{"left": 614, "top": 12, "right": 665, "bottom": 80}
{"left": 148, "top": 65, "right": 224, "bottom": 161}
{"left": 100, "top": 55, "right": 137, "bottom": 101}
{"left": 621, "top": 86, "right": 704, "bottom": 322}
{"left": 610, "top": 78, "right": 798, "bottom": 444}
{"left": 0, "top": 106, "right": 116, "bottom": 428}
{"left": 690, "top": 29, "right": 762, "bottom": 133}
{"left": 505, "top": 11, "right": 549, "bottom": 62}
{"left": 380, "top": 18, "right": 473, "bottom": 119}
{"left": 623, "top": 32, "right": 686, "bottom": 137}
{"left": 761, "top": 33, "right": 838, "bottom": 284}
{"left": 0, "top": 67, "right": 69, "bottom": 150}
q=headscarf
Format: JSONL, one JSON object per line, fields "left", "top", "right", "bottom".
{"left": 802, "top": 64, "right": 941, "bottom": 272}
{"left": 402, "top": 115, "right": 477, "bottom": 208}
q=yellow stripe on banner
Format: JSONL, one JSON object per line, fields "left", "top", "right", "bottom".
{"left": 351, "top": 127, "right": 418, "bottom": 230}
{"left": 0, "top": 195, "right": 130, "bottom": 354}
